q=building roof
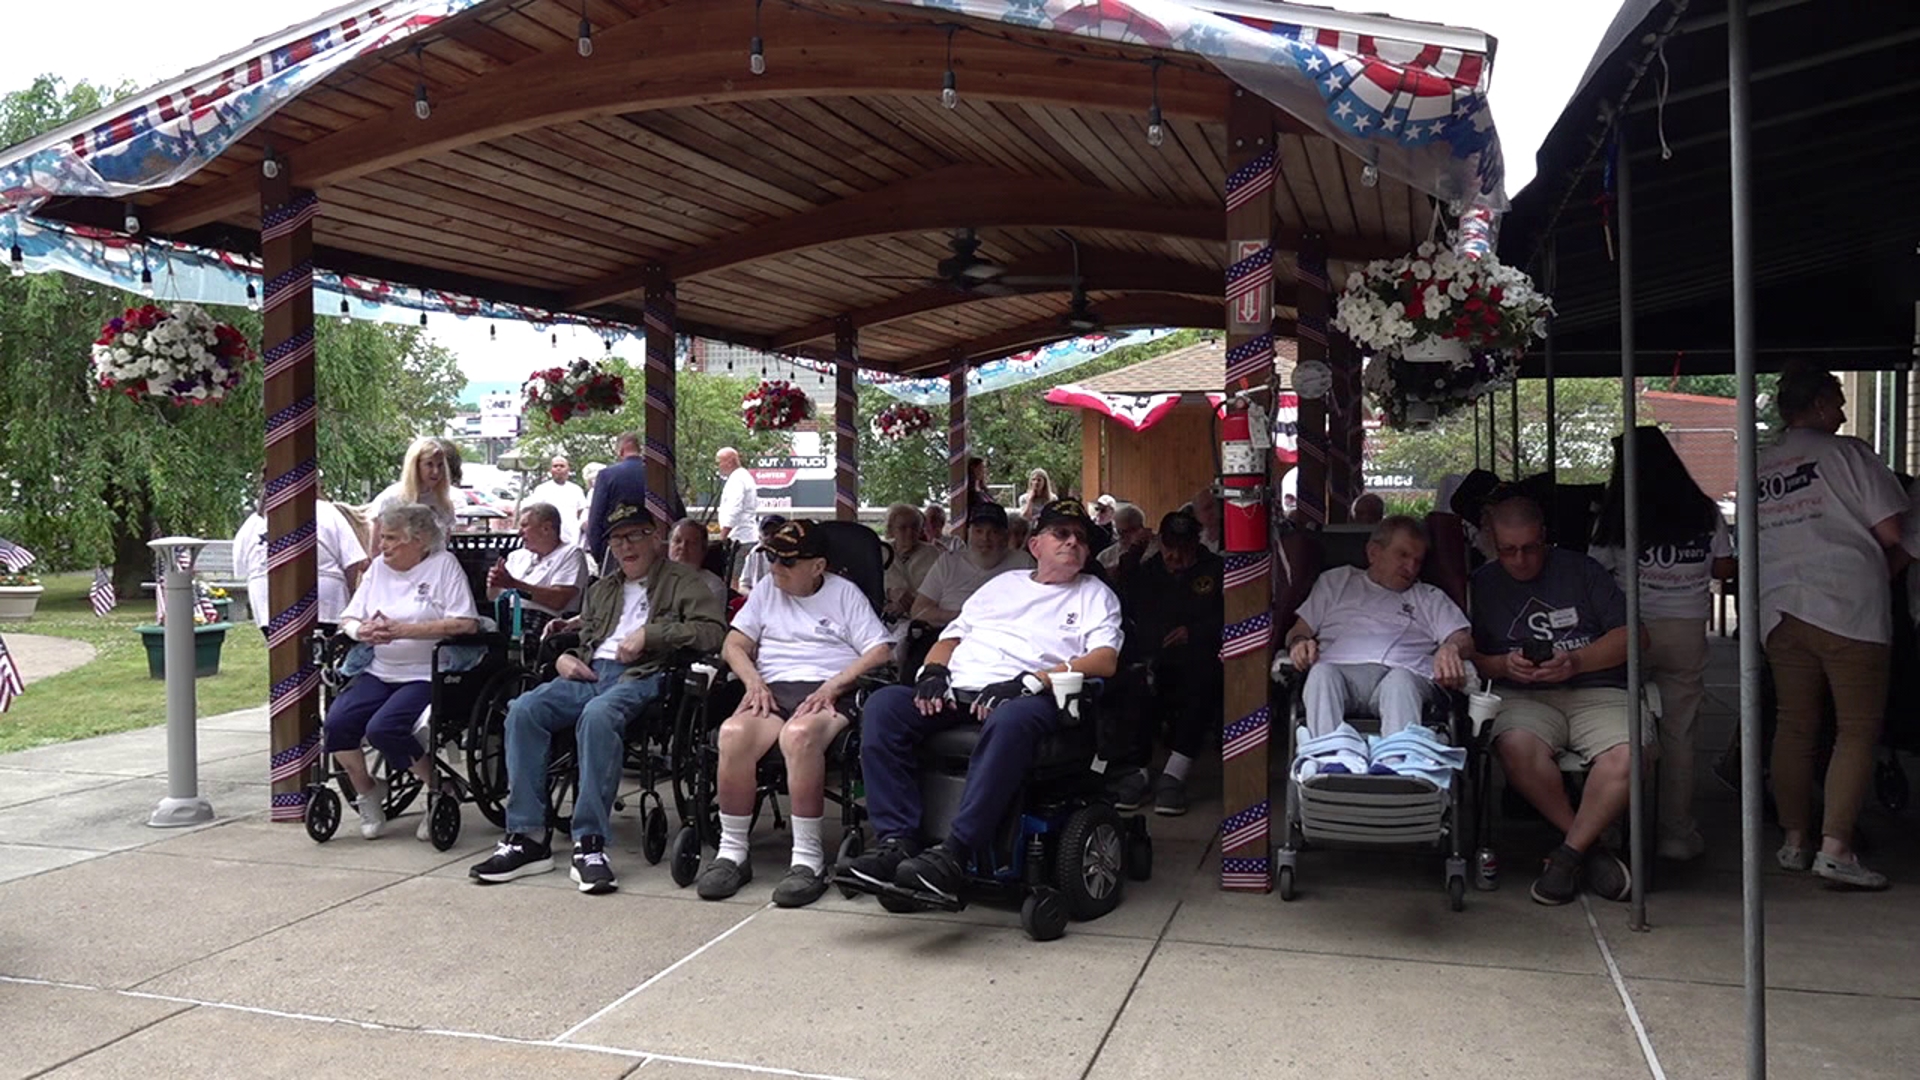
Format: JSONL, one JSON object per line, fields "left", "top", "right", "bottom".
{"left": 1642, "top": 390, "right": 1737, "bottom": 500}
{"left": 1068, "top": 338, "right": 1299, "bottom": 395}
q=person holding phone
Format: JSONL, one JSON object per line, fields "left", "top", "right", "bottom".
{"left": 1464, "top": 495, "right": 1641, "bottom": 908}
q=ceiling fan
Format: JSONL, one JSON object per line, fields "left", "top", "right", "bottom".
{"left": 863, "top": 228, "right": 1078, "bottom": 295}
{"left": 1056, "top": 232, "right": 1103, "bottom": 333}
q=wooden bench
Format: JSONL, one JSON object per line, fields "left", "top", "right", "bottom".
{"left": 141, "top": 539, "right": 250, "bottom": 596}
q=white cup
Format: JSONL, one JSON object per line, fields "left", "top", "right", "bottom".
{"left": 1051, "top": 670, "right": 1085, "bottom": 712}
{"left": 1467, "top": 690, "right": 1503, "bottom": 736}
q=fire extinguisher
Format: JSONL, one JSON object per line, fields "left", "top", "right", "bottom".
{"left": 1220, "top": 399, "right": 1268, "bottom": 554}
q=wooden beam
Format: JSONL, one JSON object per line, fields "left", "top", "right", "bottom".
{"left": 142, "top": 1, "right": 1241, "bottom": 236}
{"left": 891, "top": 294, "right": 1267, "bottom": 375}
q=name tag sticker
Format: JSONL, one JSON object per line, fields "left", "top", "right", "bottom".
{"left": 1548, "top": 607, "right": 1579, "bottom": 630}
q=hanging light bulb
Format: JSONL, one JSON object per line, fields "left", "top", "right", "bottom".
{"left": 941, "top": 26, "right": 958, "bottom": 109}
{"left": 749, "top": 0, "right": 765, "bottom": 74}
{"left": 123, "top": 202, "right": 141, "bottom": 236}
{"left": 9, "top": 242, "right": 25, "bottom": 278}
{"left": 412, "top": 46, "right": 431, "bottom": 120}
{"left": 576, "top": 2, "right": 593, "bottom": 57}
{"left": 1361, "top": 163, "right": 1379, "bottom": 188}
{"left": 140, "top": 265, "right": 154, "bottom": 297}
{"left": 551, "top": 332, "right": 558, "bottom": 348}
{"left": 489, "top": 323, "right": 497, "bottom": 341}
{"left": 419, "top": 311, "right": 428, "bottom": 327}
{"left": 339, "top": 297, "right": 352, "bottom": 320}
{"left": 1145, "top": 59, "right": 1165, "bottom": 148}
{"left": 261, "top": 156, "right": 280, "bottom": 179}
{"left": 245, "top": 282, "right": 260, "bottom": 311}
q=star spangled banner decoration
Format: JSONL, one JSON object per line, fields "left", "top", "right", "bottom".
{"left": 0, "top": 538, "right": 35, "bottom": 573}
{"left": 0, "top": 634, "right": 24, "bottom": 713}
{"left": 89, "top": 567, "right": 118, "bottom": 617}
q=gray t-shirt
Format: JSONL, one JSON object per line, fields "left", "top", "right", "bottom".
{"left": 1470, "top": 547, "right": 1628, "bottom": 690}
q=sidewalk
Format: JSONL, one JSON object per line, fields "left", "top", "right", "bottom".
{"left": 1, "top": 640, "right": 1915, "bottom": 1079}
{"left": 2, "top": 633, "right": 97, "bottom": 686}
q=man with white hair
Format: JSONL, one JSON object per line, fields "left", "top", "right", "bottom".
{"left": 1096, "top": 502, "right": 1158, "bottom": 577}
{"left": 528, "top": 455, "right": 589, "bottom": 545}
{"left": 716, "top": 446, "right": 760, "bottom": 586}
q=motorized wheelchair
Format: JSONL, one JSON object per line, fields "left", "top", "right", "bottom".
{"left": 667, "top": 519, "right": 894, "bottom": 888}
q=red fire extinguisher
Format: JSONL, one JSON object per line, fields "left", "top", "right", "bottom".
{"left": 1220, "top": 400, "right": 1268, "bottom": 554}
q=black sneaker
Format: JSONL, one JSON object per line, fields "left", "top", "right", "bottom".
{"left": 695, "top": 857, "right": 753, "bottom": 900}
{"left": 570, "top": 835, "right": 618, "bottom": 895}
{"left": 1583, "top": 847, "right": 1631, "bottom": 902}
{"left": 1153, "top": 774, "right": 1189, "bottom": 817}
{"left": 895, "top": 842, "right": 967, "bottom": 901}
{"left": 844, "top": 835, "right": 919, "bottom": 889}
{"left": 1109, "top": 768, "right": 1152, "bottom": 812}
{"left": 771, "top": 864, "right": 829, "bottom": 908}
{"left": 469, "top": 832, "right": 554, "bottom": 884}
{"left": 1530, "top": 844, "right": 1583, "bottom": 906}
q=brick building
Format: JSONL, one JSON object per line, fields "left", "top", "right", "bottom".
{"left": 1641, "top": 390, "right": 1738, "bottom": 500}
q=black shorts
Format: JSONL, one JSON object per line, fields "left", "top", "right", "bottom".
{"left": 767, "top": 680, "right": 857, "bottom": 719}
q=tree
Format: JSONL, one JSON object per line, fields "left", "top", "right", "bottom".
{"left": 1365, "top": 377, "right": 1630, "bottom": 488}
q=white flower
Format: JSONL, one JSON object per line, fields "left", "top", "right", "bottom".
{"left": 1417, "top": 241, "right": 1437, "bottom": 259}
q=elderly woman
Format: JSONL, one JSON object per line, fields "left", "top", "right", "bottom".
{"left": 1757, "top": 362, "right": 1907, "bottom": 890}
{"left": 882, "top": 503, "right": 940, "bottom": 617}
{"left": 372, "top": 436, "right": 459, "bottom": 539}
{"left": 328, "top": 503, "right": 479, "bottom": 840}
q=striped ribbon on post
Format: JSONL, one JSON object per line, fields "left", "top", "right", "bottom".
{"left": 834, "top": 319, "right": 859, "bottom": 521}
{"left": 642, "top": 267, "right": 677, "bottom": 525}
{"left": 260, "top": 183, "right": 320, "bottom": 822}
{"left": 1294, "top": 235, "right": 1331, "bottom": 528}
{"left": 947, "top": 351, "right": 968, "bottom": 528}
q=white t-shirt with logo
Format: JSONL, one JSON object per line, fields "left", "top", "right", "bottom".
{"left": 1295, "top": 565, "right": 1469, "bottom": 677}
{"left": 942, "top": 572, "right": 1124, "bottom": 691}
{"left": 1758, "top": 427, "right": 1907, "bottom": 645}
{"left": 917, "top": 547, "right": 1035, "bottom": 613}
{"left": 593, "top": 581, "right": 653, "bottom": 661}
{"left": 236, "top": 503, "right": 369, "bottom": 626}
{"left": 340, "top": 549, "right": 478, "bottom": 682}
{"left": 527, "top": 480, "right": 590, "bottom": 545}
{"left": 1590, "top": 509, "right": 1732, "bottom": 622}
{"left": 504, "top": 542, "right": 587, "bottom": 616}
{"left": 732, "top": 572, "right": 890, "bottom": 684}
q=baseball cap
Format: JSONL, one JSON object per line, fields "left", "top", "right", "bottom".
{"left": 966, "top": 502, "right": 1009, "bottom": 529}
{"left": 605, "top": 500, "right": 655, "bottom": 534}
{"left": 1035, "top": 498, "right": 1094, "bottom": 534}
{"left": 761, "top": 518, "right": 825, "bottom": 560}
{"left": 1158, "top": 509, "right": 1202, "bottom": 543}
{"left": 1093, "top": 494, "right": 1117, "bottom": 510}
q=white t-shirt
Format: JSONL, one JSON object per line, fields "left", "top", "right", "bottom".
{"left": 718, "top": 468, "right": 760, "bottom": 544}
{"left": 235, "top": 503, "right": 369, "bottom": 626}
{"left": 1295, "top": 565, "right": 1469, "bottom": 677}
{"left": 884, "top": 542, "right": 943, "bottom": 602}
{"left": 1590, "top": 510, "right": 1732, "bottom": 622}
{"left": 527, "top": 480, "right": 589, "bottom": 545}
{"left": 503, "top": 542, "right": 587, "bottom": 616}
{"left": 942, "top": 572, "right": 1125, "bottom": 691}
{"left": 340, "top": 550, "right": 478, "bottom": 682}
{"left": 917, "top": 547, "right": 1035, "bottom": 613}
{"left": 593, "top": 581, "right": 653, "bottom": 661}
{"left": 1758, "top": 427, "right": 1907, "bottom": 644}
{"left": 371, "top": 483, "right": 457, "bottom": 542}
{"left": 732, "top": 573, "right": 889, "bottom": 684}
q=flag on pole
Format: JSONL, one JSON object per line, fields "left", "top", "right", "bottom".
{"left": 0, "top": 634, "right": 24, "bottom": 712}
{"left": 89, "top": 567, "right": 118, "bottom": 616}
{"left": 194, "top": 583, "right": 220, "bottom": 625}
{"left": 0, "top": 538, "right": 35, "bottom": 572}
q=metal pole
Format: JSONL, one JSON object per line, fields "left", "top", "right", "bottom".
{"left": 149, "top": 538, "right": 214, "bottom": 827}
{"left": 1510, "top": 382, "right": 1523, "bottom": 477}
{"left": 1729, "top": 1, "right": 1768, "bottom": 1072}
{"left": 1617, "top": 123, "right": 1647, "bottom": 932}
{"left": 1895, "top": 364, "right": 1910, "bottom": 475}
{"left": 1474, "top": 393, "right": 1484, "bottom": 469}
{"left": 1546, "top": 240, "right": 1559, "bottom": 488}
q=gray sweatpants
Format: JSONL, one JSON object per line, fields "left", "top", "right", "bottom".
{"left": 1303, "top": 662, "right": 1436, "bottom": 738}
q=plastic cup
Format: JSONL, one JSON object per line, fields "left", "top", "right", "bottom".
{"left": 1051, "top": 670, "right": 1085, "bottom": 712}
{"left": 1468, "top": 690, "right": 1503, "bottom": 736}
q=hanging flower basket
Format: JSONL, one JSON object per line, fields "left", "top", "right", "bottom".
{"left": 741, "top": 379, "right": 812, "bottom": 432}
{"left": 91, "top": 303, "right": 255, "bottom": 405}
{"left": 1362, "top": 349, "right": 1522, "bottom": 431}
{"left": 522, "top": 359, "right": 626, "bottom": 425}
{"left": 871, "top": 402, "right": 935, "bottom": 442}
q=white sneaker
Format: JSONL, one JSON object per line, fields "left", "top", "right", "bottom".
{"left": 1812, "top": 852, "right": 1889, "bottom": 891}
{"left": 416, "top": 802, "right": 434, "bottom": 842}
{"left": 356, "top": 780, "right": 389, "bottom": 840}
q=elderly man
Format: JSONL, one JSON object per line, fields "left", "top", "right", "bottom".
{"left": 668, "top": 518, "right": 730, "bottom": 605}
{"left": 909, "top": 502, "right": 1034, "bottom": 628}
{"left": 528, "top": 455, "right": 589, "bottom": 545}
{"left": 1096, "top": 502, "right": 1159, "bottom": 580}
{"left": 883, "top": 503, "right": 940, "bottom": 617}
{"left": 486, "top": 502, "right": 586, "bottom": 619}
{"left": 716, "top": 447, "right": 760, "bottom": 586}
{"left": 923, "top": 503, "right": 963, "bottom": 553}
{"left": 1463, "top": 495, "right": 1637, "bottom": 906}
{"left": 698, "top": 520, "right": 893, "bottom": 907}
{"left": 469, "top": 501, "right": 726, "bottom": 893}
{"left": 845, "top": 499, "right": 1123, "bottom": 901}
{"left": 1282, "top": 515, "right": 1471, "bottom": 741}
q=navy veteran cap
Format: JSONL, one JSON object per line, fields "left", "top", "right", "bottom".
{"left": 1036, "top": 497, "right": 1094, "bottom": 533}
{"left": 605, "top": 500, "right": 656, "bottom": 533}
{"left": 762, "top": 518, "right": 825, "bottom": 560}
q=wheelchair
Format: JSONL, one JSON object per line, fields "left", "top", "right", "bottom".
{"left": 668, "top": 520, "right": 894, "bottom": 888}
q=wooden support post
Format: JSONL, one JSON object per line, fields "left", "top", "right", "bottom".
{"left": 1294, "top": 232, "right": 1330, "bottom": 527}
{"left": 642, "top": 267, "right": 677, "bottom": 523}
{"left": 259, "top": 176, "right": 320, "bottom": 822}
{"left": 1332, "top": 333, "right": 1365, "bottom": 515}
{"left": 947, "top": 351, "right": 968, "bottom": 527}
{"left": 834, "top": 318, "right": 859, "bottom": 521}
{"left": 1218, "top": 87, "right": 1276, "bottom": 892}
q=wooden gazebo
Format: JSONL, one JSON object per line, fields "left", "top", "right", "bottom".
{"left": 2, "top": 0, "right": 1507, "bottom": 890}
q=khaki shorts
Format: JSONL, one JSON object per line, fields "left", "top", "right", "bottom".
{"left": 1490, "top": 686, "right": 1645, "bottom": 768}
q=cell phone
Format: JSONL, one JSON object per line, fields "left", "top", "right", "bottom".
{"left": 1521, "top": 638, "right": 1555, "bottom": 665}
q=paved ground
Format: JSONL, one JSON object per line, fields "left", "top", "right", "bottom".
{"left": 0, "top": 637, "right": 1915, "bottom": 1079}
{"left": 3, "top": 633, "right": 97, "bottom": 686}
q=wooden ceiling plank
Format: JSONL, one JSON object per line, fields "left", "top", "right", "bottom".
{"left": 318, "top": 202, "right": 619, "bottom": 281}
{"left": 437, "top": 146, "right": 700, "bottom": 253}
{"left": 1378, "top": 174, "right": 1414, "bottom": 249}
{"left": 494, "top": 130, "right": 737, "bottom": 244}
{"left": 693, "top": 101, "right": 878, "bottom": 199}
{"left": 577, "top": 116, "right": 786, "bottom": 222}
{"left": 761, "top": 99, "right": 919, "bottom": 185}
{"left": 331, "top": 178, "right": 635, "bottom": 269}
{"left": 1276, "top": 133, "right": 1330, "bottom": 235}
{"left": 811, "top": 98, "right": 951, "bottom": 173}
{"left": 316, "top": 217, "right": 588, "bottom": 286}
{"left": 610, "top": 112, "right": 820, "bottom": 213}
{"left": 1301, "top": 135, "right": 1360, "bottom": 241}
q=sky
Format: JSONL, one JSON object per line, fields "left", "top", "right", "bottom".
{"left": 4, "top": 0, "right": 1620, "bottom": 391}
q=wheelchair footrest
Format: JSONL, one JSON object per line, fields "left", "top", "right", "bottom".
{"left": 830, "top": 870, "right": 967, "bottom": 913}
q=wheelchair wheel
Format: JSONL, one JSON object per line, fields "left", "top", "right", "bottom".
{"left": 1020, "top": 886, "right": 1069, "bottom": 942}
{"left": 668, "top": 824, "right": 700, "bottom": 888}
{"left": 465, "top": 669, "right": 520, "bottom": 829}
{"left": 1053, "top": 804, "right": 1125, "bottom": 922}
{"left": 1123, "top": 816, "right": 1153, "bottom": 882}
{"left": 1277, "top": 864, "right": 1297, "bottom": 902}
{"left": 643, "top": 794, "right": 669, "bottom": 865}
{"left": 834, "top": 829, "right": 866, "bottom": 899}
{"left": 429, "top": 789, "right": 462, "bottom": 852}
{"left": 547, "top": 767, "right": 577, "bottom": 835}
{"left": 1875, "top": 757, "right": 1909, "bottom": 813}
{"left": 304, "top": 785, "right": 341, "bottom": 844}
{"left": 1447, "top": 873, "right": 1466, "bottom": 913}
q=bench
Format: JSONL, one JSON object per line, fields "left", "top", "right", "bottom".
{"left": 141, "top": 539, "right": 249, "bottom": 597}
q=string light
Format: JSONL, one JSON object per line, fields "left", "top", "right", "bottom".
{"left": 1146, "top": 58, "right": 1165, "bottom": 148}
{"left": 1361, "top": 163, "right": 1379, "bottom": 188}
{"left": 489, "top": 323, "right": 497, "bottom": 341}
{"left": 551, "top": 332, "right": 558, "bottom": 348}
{"left": 941, "top": 26, "right": 958, "bottom": 109}
{"left": 8, "top": 237, "right": 24, "bottom": 278}
{"left": 577, "top": 1, "right": 594, "bottom": 57}
{"left": 419, "top": 311, "right": 428, "bottom": 327}
{"left": 245, "top": 282, "right": 259, "bottom": 311}
{"left": 749, "top": 0, "right": 766, "bottom": 75}
{"left": 140, "top": 263, "right": 154, "bottom": 298}
{"left": 413, "top": 47, "right": 431, "bottom": 120}
{"left": 261, "top": 142, "right": 280, "bottom": 179}
{"left": 123, "top": 202, "right": 141, "bottom": 236}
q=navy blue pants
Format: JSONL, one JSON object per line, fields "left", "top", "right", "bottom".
{"left": 860, "top": 684, "right": 1062, "bottom": 852}
{"left": 324, "top": 675, "right": 433, "bottom": 772}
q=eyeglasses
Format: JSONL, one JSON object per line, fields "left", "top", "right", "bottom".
{"left": 1495, "top": 542, "right": 1546, "bottom": 558}
{"left": 1042, "top": 525, "right": 1087, "bottom": 545}
{"left": 773, "top": 555, "right": 805, "bottom": 568}
{"left": 607, "top": 528, "right": 656, "bottom": 547}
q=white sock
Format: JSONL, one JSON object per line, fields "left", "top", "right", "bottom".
{"left": 790, "top": 815, "right": 824, "bottom": 873}
{"left": 1162, "top": 752, "right": 1194, "bottom": 784}
{"left": 717, "top": 813, "right": 752, "bottom": 866}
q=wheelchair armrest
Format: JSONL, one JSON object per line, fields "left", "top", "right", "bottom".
{"left": 436, "top": 632, "right": 501, "bottom": 649}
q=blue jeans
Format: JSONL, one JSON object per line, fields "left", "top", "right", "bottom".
{"left": 504, "top": 660, "right": 666, "bottom": 842}
{"left": 324, "top": 675, "right": 433, "bottom": 772}
{"left": 860, "top": 684, "right": 1062, "bottom": 852}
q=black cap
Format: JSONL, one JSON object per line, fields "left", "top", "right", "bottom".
{"left": 966, "top": 501, "right": 1009, "bottom": 529}
{"left": 762, "top": 518, "right": 825, "bottom": 560}
{"left": 1035, "top": 497, "right": 1094, "bottom": 534}
{"left": 758, "top": 513, "right": 789, "bottom": 535}
{"left": 605, "top": 500, "right": 655, "bottom": 533}
{"left": 1158, "top": 509, "right": 1202, "bottom": 542}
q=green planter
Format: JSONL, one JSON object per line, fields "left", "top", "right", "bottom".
{"left": 135, "top": 622, "right": 232, "bottom": 679}
{"left": 210, "top": 598, "right": 233, "bottom": 623}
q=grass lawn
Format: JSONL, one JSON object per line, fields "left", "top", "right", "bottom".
{"left": 0, "top": 572, "right": 267, "bottom": 753}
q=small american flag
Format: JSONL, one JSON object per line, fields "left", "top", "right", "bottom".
{"left": 194, "top": 583, "right": 221, "bottom": 625}
{"left": 0, "top": 538, "right": 35, "bottom": 573}
{"left": 89, "top": 567, "right": 118, "bottom": 617}
{"left": 0, "top": 634, "right": 23, "bottom": 712}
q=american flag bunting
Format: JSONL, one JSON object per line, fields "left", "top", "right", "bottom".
{"left": 89, "top": 567, "right": 117, "bottom": 616}
{"left": 0, "top": 538, "right": 35, "bottom": 573}
{"left": 0, "top": 634, "right": 23, "bottom": 712}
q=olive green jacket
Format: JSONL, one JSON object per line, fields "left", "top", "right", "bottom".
{"left": 569, "top": 558, "right": 728, "bottom": 679}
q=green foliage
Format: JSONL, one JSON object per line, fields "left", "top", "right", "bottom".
{"left": 1366, "top": 378, "right": 1630, "bottom": 488}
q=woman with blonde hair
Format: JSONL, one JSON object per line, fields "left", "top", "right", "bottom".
{"left": 1015, "top": 467, "right": 1055, "bottom": 522}
{"left": 373, "top": 436, "right": 458, "bottom": 541}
